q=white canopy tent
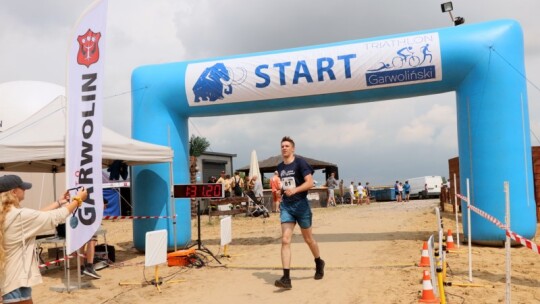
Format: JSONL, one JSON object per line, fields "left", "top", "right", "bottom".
{"left": 0, "top": 90, "right": 176, "bottom": 291}
{"left": 0, "top": 95, "right": 173, "bottom": 173}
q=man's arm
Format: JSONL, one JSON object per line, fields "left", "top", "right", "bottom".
{"left": 298, "top": 174, "right": 314, "bottom": 193}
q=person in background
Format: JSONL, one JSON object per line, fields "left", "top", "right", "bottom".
{"left": 232, "top": 171, "right": 244, "bottom": 197}
{"left": 349, "top": 181, "right": 355, "bottom": 205}
{"left": 270, "top": 171, "right": 282, "bottom": 213}
{"left": 243, "top": 176, "right": 251, "bottom": 192}
{"left": 357, "top": 182, "right": 365, "bottom": 205}
{"left": 216, "top": 172, "right": 231, "bottom": 197}
{"left": 252, "top": 175, "right": 263, "bottom": 199}
{"left": 274, "top": 136, "right": 324, "bottom": 290}
{"left": 80, "top": 198, "right": 109, "bottom": 279}
{"left": 364, "top": 182, "right": 371, "bottom": 205}
{"left": 394, "top": 181, "right": 401, "bottom": 202}
{"left": 80, "top": 236, "right": 100, "bottom": 279}
{"left": 224, "top": 174, "right": 233, "bottom": 198}
{"left": 0, "top": 175, "right": 87, "bottom": 304}
{"left": 403, "top": 181, "right": 411, "bottom": 202}
{"left": 338, "top": 179, "right": 344, "bottom": 204}
{"left": 440, "top": 182, "right": 449, "bottom": 212}
{"left": 325, "top": 172, "right": 338, "bottom": 207}
{"left": 216, "top": 171, "right": 226, "bottom": 187}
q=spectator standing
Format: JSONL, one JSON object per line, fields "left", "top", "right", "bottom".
{"left": 223, "top": 174, "right": 233, "bottom": 197}
{"left": 244, "top": 176, "right": 251, "bottom": 192}
{"left": 357, "top": 182, "right": 365, "bottom": 205}
{"left": 325, "top": 173, "right": 338, "bottom": 207}
{"left": 403, "top": 181, "right": 411, "bottom": 202}
{"left": 364, "top": 182, "right": 371, "bottom": 205}
{"left": 252, "top": 175, "right": 263, "bottom": 199}
{"left": 270, "top": 171, "right": 282, "bottom": 213}
{"left": 338, "top": 179, "right": 344, "bottom": 204}
{"left": 394, "top": 181, "right": 401, "bottom": 202}
{"left": 349, "top": 182, "right": 355, "bottom": 205}
{"left": 216, "top": 171, "right": 227, "bottom": 194}
{"left": 232, "top": 171, "right": 244, "bottom": 197}
{"left": 440, "top": 182, "right": 449, "bottom": 212}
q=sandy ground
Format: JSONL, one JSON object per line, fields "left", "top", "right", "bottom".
{"left": 33, "top": 199, "right": 540, "bottom": 304}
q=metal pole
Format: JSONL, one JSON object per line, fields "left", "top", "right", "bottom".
{"left": 453, "top": 173, "right": 460, "bottom": 248}
{"left": 467, "top": 178, "right": 472, "bottom": 282}
{"left": 504, "top": 181, "right": 511, "bottom": 304}
{"left": 169, "top": 161, "right": 177, "bottom": 251}
{"left": 65, "top": 243, "right": 70, "bottom": 292}
{"left": 435, "top": 207, "right": 443, "bottom": 262}
{"left": 167, "top": 126, "right": 177, "bottom": 251}
{"left": 77, "top": 248, "right": 81, "bottom": 288}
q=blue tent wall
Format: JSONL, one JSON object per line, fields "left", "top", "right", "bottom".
{"left": 103, "top": 188, "right": 120, "bottom": 216}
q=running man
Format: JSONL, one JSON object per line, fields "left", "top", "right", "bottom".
{"left": 275, "top": 136, "right": 325, "bottom": 289}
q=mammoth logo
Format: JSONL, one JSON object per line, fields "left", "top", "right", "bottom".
{"left": 192, "top": 63, "right": 246, "bottom": 102}
{"left": 77, "top": 29, "right": 101, "bottom": 68}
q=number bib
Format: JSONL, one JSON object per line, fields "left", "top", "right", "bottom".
{"left": 282, "top": 177, "right": 296, "bottom": 190}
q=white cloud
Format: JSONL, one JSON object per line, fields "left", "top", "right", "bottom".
{"left": 397, "top": 104, "right": 456, "bottom": 145}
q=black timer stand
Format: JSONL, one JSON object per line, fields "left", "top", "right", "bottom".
{"left": 187, "top": 199, "right": 221, "bottom": 264}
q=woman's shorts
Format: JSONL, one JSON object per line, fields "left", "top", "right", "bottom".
{"left": 3, "top": 287, "right": 32, "bottom": 303}
{"left": 280, "top": 197, "right": 312, "bottom": 229}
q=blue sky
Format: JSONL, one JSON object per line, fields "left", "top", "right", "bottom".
{"left": 1, "top": 0, "right": 539, "bottom": 185}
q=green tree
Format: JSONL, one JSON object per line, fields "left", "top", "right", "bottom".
{"left": 188, "top": 135, "right": 210, "bottom": 183}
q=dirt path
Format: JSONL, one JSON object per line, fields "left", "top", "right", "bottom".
{"left": 34, "top": 199, "right": 540, "bottom": 303}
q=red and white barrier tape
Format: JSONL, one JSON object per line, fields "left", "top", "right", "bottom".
{"left": 102, "top": 215, "right": 177, "bottom": 220}
{"left": 467, "top": 204, "right": 540, "bottom": 255}
{"left": 456, "top": 193, "right": 469, "bottom": 203}
{"left": 39, "top": 254, "right": 75, "bottom": 268}
{"left": 506, "top": 230, "right": 540, "bottom": 254}
{"left": 38, "top": 253, "right": 86, "bottom": 268}
{"left": 468, "top": 205, "right": 506, "bottom": 230}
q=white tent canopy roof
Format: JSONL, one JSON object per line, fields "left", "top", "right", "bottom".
{"left": 0, "top": 81, "right": 65, "bottom": 132}
{"left": 0, "top": 95, "right": 173, "bottom": 172}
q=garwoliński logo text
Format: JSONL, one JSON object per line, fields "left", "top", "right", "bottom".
{"left": 366, "top": 44, "right": 435, "bottom": 86}
{"left": 77, "top": 29, "right": 102, "bottom": 68}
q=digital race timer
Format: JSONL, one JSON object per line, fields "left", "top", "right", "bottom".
{"left": 173, "top": 183, "right": 224, "bottom": 198}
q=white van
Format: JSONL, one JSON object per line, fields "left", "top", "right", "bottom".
{"left": 405, "top": 176, "right": 443, "bottom": 199}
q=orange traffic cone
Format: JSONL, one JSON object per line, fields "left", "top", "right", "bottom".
{"left": 446, "top": 229, "right": 456, "bottom": 251}
{"left": 418, "top": 241, "right": 430, "bottom": 267}
{"left": 419, "top": 270, "right": 440, "bottom": 303}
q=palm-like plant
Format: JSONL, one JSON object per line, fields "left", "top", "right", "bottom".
{"left": 188, "top": 135, "right": 210, "bottom": 183}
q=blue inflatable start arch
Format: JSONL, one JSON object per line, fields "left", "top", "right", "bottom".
{"left": 131, "top": 19, "right": 536, "bottom": 250}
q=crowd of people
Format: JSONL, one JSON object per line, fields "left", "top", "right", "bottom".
{"left": 324, "top": 174, "right": 372, "bottom": 206}
{"left": 210, "top": 170, "right": 273, "bottom": 210}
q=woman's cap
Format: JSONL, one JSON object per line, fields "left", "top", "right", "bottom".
{"left": 0, "top": 175, "right": 33, "bottom": 192}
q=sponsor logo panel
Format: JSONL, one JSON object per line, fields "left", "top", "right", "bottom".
{"left": 185, "top": 33, "right": 441, "bottom": 106}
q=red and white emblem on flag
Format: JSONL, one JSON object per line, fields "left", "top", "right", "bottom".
{"left": 77, "top": 29, "right": 101, "bottom": 67}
